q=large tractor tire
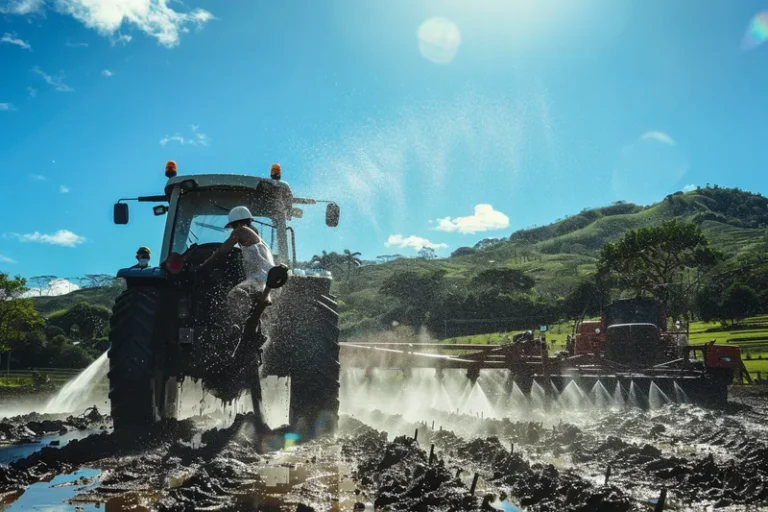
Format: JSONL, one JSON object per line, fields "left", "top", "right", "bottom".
{"left": 262, "top": 276, "right": 340, "bottom": 439}
{"left": 108, "top": 286, "right": 161, "bottom": 429}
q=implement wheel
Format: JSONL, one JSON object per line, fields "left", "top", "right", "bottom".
{"left": 108, "top": 287, "right": 160, "bottom": 429}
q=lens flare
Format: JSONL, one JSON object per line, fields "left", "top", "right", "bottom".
{"left": 742, "top": 11, "right": 768, "bottom": 50}
{"left": 417, "top": 17, "right": 461, "bottom": 64}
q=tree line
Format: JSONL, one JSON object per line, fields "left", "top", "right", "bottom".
{"left": 0, "top": 274, "right": 110, "bottom": 371}
{"left": 342, "top": 220, "right": 768, "bottom": 339}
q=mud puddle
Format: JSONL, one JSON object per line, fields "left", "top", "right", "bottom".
{"left": 234, "top": 448, "right": 372, "bottom": 511}
{"left": 1, "top": 468, "right": 100, "bottom": 511}
{"left": 0, "top": 428, "right": 106, "bottom": 465}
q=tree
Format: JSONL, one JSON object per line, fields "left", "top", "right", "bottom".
{"left": 342, "top": 249, "right": 363, "bottom": 276}
{"left": 310, "top": 251, "right": 345, "bottom": 273}
{"left": 47, "top": 302, "right": 111, "bottom": 339}
{"left": 597, "top": 221, "right": 720, "bottom": 309}
{"left": 83, "top": 274, "right": 120, "bottom": 289}
{"left": 473, "top": 238, "right": 503, "bottom": 251}
{"left": 721, "top": 284, "right": 760, "bottom": 325}
{"left": 450, "top": 247, "right": 476, "bottom": 258}
{"left": 27, "top": 275, "right": 58, "bottom": 296}
{"left": 0, "top": 274, "right": 44, "bottom": 366}
{"left": 380, "top": 270, "right": 446, "bottom": 327}
{"left": 56, "top": 345, "right": 94, "bottom": 368}
{"left": 563, "top": 279, "right": 607, "bottom": 319}
{"left": 471, "top": 268, "right": 535, "bottom": 294}
{"left": 418, "top": 247, "right": 437, "bottom": 260}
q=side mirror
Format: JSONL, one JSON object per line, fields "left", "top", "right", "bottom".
{"left": 326, "top": 202, "right": 340, "bottom": 227}
{"left": 114, "top": 203, "right": 129, "bottom": 225}
{"left": 266, "top": 264, "right": 290, "bottom": 289}
{"left": 153, "top": 205, "right": 169, "bottom": 216}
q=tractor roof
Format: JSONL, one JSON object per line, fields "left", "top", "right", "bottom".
{"left": 165, "top": 173, "right": 292, "bottom": 196}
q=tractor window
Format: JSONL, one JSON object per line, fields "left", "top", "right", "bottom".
{"left": 171, "top": 189, "right": 281, "bottom": 256}
{"left": 606, "top": 302, "right": 661, "bottom": 327}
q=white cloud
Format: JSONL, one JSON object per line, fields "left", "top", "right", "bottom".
{"left": 7, "top": 229, "right": 86, "bottom": 247}
{"left": 33, "top": 66, "right": 74, "bottom": 92}
{"left": 683, "top": 184, "right": 696, "bottom": 193}
{"left": 101, "top": 69, "right": 113, "bottom": 77}
{"left": 0, "top": 0, "right": 44, "bottom": 15}
{"left": 160, "top": 125, "right": 210, "bottom": 147}
{"left": 65, "top": 41, "right": 88, "bottom": 47}
{"left": 53, "top": 0, "right": 214, "bottom": 47}
{"left": 435, "top": 204, "right": 510, "bottom": 234}
{"left": 30, "top": 174, "right": 47, "bottom": 180}
{"left": 110, "top": 33, "right": 132, "bottom": 45}
{"left": 22, "top": 278, "right": 81, "bottom": 297}
{"left": 27, "top": 86, "right": 37, "bottom": 98}
{"left": 641, "top": 130, "right": 676, "bottom": 146}
{"left": 386, "top": 234, "right": 447, "bottom": 251}
{"left": 60, "top": 185, "right": 69, "bottom": 193}
{"left": 0, "top": 103, "right": 16, "bottom": 111}
{"left": 0, "top": 253, "right": 16, "bottom": 264}
{"left": 1, "top": 32, "right": 31, "bottom": 50}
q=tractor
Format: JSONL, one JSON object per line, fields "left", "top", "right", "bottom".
{"left": 573, "top": 298, "right": 673, "bottom": 364}
{"left": 109, "top": 162, "right": 341, "bottom": 439}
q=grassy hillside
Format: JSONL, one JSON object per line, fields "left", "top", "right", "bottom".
{"left": 32, "top": 286, "right": 123, "bottom": 317}
{"left": 456, "top": 187, "right": 767, "bottom": 291}
{"left": 334, "top": 186, "right": 768, "bottom": 336}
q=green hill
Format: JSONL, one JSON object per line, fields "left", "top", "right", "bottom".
{"left": 32, "top": 286, "right": 123, "bottom": 317}
{"left": 30, "top": 186, "right": 768, "bottom": 338}
{"left": 336, "top": 186, "right": 768, "bottom": 335}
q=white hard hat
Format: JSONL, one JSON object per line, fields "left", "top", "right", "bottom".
{"left": 226, "top": 206, "right": 253, "bottom": 228}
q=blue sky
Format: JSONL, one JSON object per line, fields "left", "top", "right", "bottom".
{"left": 2, "top": 0, "right": 768, "bottom": 290}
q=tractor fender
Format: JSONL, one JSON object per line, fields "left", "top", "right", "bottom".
{"left": 116, "top": 266, "right": 166, "bottom": 279}
{"left": 117, "top": 266, "right": 167, "bottom": 288}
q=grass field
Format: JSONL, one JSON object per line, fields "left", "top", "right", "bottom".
{"left": 0, "top": 369, "right": 81, "bottom": 389}
{"left": 442, "top": 315, "right": 768, "bottom": 378}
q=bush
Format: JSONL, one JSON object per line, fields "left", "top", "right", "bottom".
{"left": 55, "top": 345, "right": 94, "bottom": 369}
{"left": 31, "top": 371, "right": 50, "bottom": 388}
{"left": 45, "top": 325, "right": 66, "bottom": 340}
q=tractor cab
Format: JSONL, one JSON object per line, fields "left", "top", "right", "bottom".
{"left": 113, "top": 162, "right": 340, "bottom": 274}
{"left": 603, "top": 298, "right": 668, "bottom": 367}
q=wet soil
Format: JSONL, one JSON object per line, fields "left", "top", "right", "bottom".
{"left": 0, "top": 387, "right": 766, "bottom": 511}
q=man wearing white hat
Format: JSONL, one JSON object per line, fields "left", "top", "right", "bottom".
{"left": 200, "top": 205, "right": 276, "bottom": 330}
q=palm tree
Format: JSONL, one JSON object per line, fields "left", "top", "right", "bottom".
{"left": 343, "top": 249, "right": 362, "bottom": 277}
{"left": 310, "top": 251, "right": 346, "bottom": 274}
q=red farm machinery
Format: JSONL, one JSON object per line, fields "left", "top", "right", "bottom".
{"left": 340, "top": 298, "right": 746, "bottom": 407}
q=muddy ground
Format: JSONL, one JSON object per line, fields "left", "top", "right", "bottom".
{"left": 1, "top": 387, "right": 767, "bottom": 511}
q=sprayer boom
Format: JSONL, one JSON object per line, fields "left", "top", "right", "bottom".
{"left": 340, "top": 339, "right": 743, "bottom": 408}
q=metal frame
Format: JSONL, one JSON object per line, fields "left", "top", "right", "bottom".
{"left": 339, "top": 341, "right": 723, "bottom": 382}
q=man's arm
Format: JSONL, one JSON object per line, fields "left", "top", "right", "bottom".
{"left": 201, "top": 231, "right": 239, "bottom": 269}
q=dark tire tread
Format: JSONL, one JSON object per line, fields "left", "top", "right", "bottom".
{"left": 108, "top": 286, "right": 160, "bottom": 429}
